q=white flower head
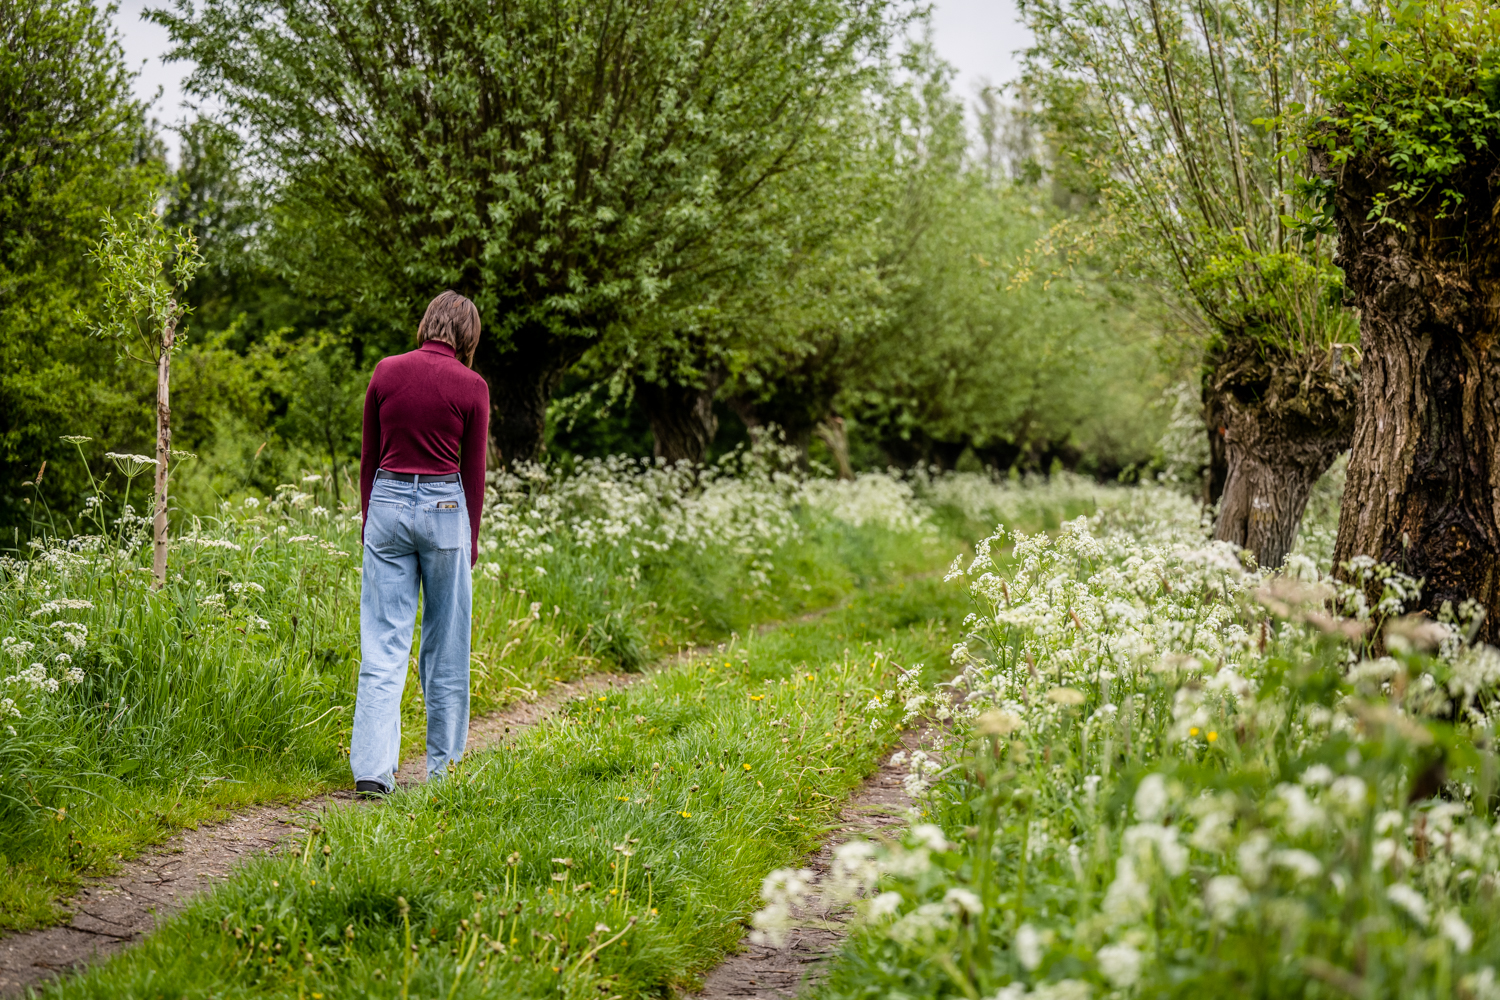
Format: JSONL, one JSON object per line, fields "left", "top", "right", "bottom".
{"left": 1204, "top": 874, "right": 1249, "bottom": 922}
{"left": 1102, "top": 855, "right": 1149, "bottom": 926}
{"left": 1300, "top": 764, "right": 1334, "bottom": 787}
{"left": 910, "top": 824, "right": 955, "bottom": 853}
{"left": 1096, "top": 942, "right": 1144, "bottom": 988}
{"left": 1387, "top": 883, "right": 1431, "bottom": 926}
{"left": 1015, "top": 922, "right": 1046, "bottom": 971}
{"left": 1237, "top": 831, "right": 1273, "bottom": 887}
{"left": 1442, "top": 911, "right": 1474, "bottom": 954}
{"left": 1134, "top": 773, "right": 1169, "bottom": 822}
{"left": 1328, "top": 775, "right": 1368, "bottom": 814}
{"left": 1271, "top": 849, "right": 1323, "bottom": 881}
{"left": 944, "top": 887, "right": 982, "bottom": 915}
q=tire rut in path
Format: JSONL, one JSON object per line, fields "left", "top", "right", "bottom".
{"left": 0, "top": 670, "right": 642, "bottom": 998}
{"left": 687, "top": 725, "right": 934, "bottom": 1000}
{"left": 0, "top": 593, "right": 881, "bottom": 997}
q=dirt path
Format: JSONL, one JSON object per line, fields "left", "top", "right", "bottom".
{"left": 0, "top": 596, "right": 891, "bottom": 998}
{"left": 0, "top": 670, "right": 642, "bottom": 998}
{"left": 688, "top": 725, "right": 934, "bottom": 1000}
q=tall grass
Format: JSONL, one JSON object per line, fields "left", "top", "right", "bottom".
{"left": 0, "top": 438, "right": 1112, "bottom": 933}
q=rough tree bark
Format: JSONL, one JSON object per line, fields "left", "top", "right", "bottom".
{"left": 1203, "top": 407, "right": 1228, "bottom": 507}
{"left": 151, "top": 312, "right": 178, "bottom": 590}
{"left": 638, "top": 375, "right": 721, "bottom": 465}
{"left": 1203, "top": 336, "right": 1357, "bottom": 570}
{"left": 1317, "top": 146, "right": 1500, "bottom": 640}
{"left": 471, "top": 325, "right": 590, "bottom": 467}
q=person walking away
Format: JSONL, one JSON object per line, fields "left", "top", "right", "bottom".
{"left": 352, "top": 291, "right": 488, "bottom": 796}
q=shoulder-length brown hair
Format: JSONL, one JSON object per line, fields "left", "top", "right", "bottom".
{"left": 416, "top": 290, "right": 481, "bottom": 367}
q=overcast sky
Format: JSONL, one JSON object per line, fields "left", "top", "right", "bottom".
{"left": 112, "top": 0, "right": 1033, "bottom": 161}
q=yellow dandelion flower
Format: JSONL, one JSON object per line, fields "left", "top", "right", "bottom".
{"left": 679, "top": 811, "right": 692, "bottom": 818}
{"left": 743, "top": 763, "right": 752, "bottom": 771}
{"left": 750, "top": 694, "right": 764, "bottom": 701}
{"left": 1189, "top": 727, "right": 1199, "bottom": 737}
{"left": 1207, "top": 731, "right": 1218, "bottom": 742}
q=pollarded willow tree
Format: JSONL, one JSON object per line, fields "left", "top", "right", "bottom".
{"left": 1310, "top": 2, "right": 1500, "bottom": 639}
{"left": 156, "top": 0, "right": 903, "bottom": 465}
{"left": 1022, "top": 0, "right": 1359, "bottom": 568}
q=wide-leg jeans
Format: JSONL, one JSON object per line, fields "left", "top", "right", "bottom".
{"left": 351, "top": 478, "right": 471, "bottom": 791}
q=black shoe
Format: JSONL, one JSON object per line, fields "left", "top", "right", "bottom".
{"left": 355, "top": 779, "right": 388, "bottom": 799}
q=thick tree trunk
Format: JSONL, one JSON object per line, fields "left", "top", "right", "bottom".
{"left": 639, "top": 377, "right": 720, "bottom": 465}
{"left": 151, "top": 314, "right": 177, "bottom": 590}
{"left": 1204, "top": 338, "right": 1356, "bottom": 570}
{"left": 471, "top": 324, "right": 590, "bottom": 467}
{"left": 1318, "top": 146, "right": 1500, "bottom": 639}
{"left": 814, "top": 415, "right": 853, "bottom": 479}
{"left": 1203, "top": 398, "right": 1228, "bottom": 507}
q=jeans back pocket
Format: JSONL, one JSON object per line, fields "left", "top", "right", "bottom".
{"left": 365, "top": 499, "right": 410, "bottom": 554}
{"left": 423, "top": 499, "right": 467, "bottom": 551}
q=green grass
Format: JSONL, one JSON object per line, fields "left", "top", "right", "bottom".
{"left": 41, "top": 576, "right": 969, "bottom": 999}
{"left": 0, "top": 490, "right": 957, "bottom": 936}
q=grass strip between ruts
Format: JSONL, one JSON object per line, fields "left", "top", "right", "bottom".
{"left": 42, "top": 577, "right": 966, "bottom": 999}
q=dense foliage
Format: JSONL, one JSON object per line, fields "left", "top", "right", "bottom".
{"left": 1311, "top": 0, "right": 1500, "bottom": 227}
{"left": 1021, "top": 0, "right": 1354, "bottom": 354}
{"left": 0, "top": 0, "right": 161, "bottom": 527}
{"left": 755, "top": 489, "right": 1500, "bottom": 998}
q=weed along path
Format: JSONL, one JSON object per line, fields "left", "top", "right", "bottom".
{"left": 3, "top": 577, "right": 964, "bottom": 999}
{"left": 691, "top": 724, "right": 934, "bottom": 1000}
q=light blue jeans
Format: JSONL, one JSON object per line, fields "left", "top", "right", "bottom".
{"left": 352, "top": 478, "right": 472, "bottom": 791}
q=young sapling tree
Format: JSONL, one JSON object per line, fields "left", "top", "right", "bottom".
{"left": 88, "top": 202, "right": 204, "bottom": 588}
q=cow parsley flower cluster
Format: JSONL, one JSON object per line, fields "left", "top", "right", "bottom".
{"left": 769, "top": 486, "right": 1500, "bottom": 999}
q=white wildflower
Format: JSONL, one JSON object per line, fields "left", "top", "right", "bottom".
{"left": 1270, "top": 849, "right": 1322, "bottom": 881}
{"left": 1462, "top": 968, "right": 1500, "bottom": 1000}
{"left": 1102, "top": 855, "right": 1149, "bottom": 925}
{"left": 1095, "top": 942, "right": 1144, "bottom": 988}
{"left": 1328, "top": 776, "right": 1368, "bottom": 814}
{"left": 1441, "top": 911, "right": 1474, "bottom": 953}
{"left": 1204, "top": 874, "right": 1249, "bottom": 922}
{"left": 909, "top": 824, "right": 954, "bottom": 853}
{"left": 1237, "top": 831, "right": 1273, "bottom": 887}
{"left": 1300, "top": 764, "right": 1334, "bottom": 787}
{"left": 867, "top": 892, "right": 903, "bottom": 919}
{"left": 1386, "top": 883, "right": 1431, "bottom": 925}
{"left": 1015, "top": 923, "right": 1046, "bottom": 971}
{"left": 1030, "top": 982, "right": 1091, "bottom": 1000}
{"left": 1134, "top": 773, "right": 1169, "bottom": 822}
{"left": 943, "top": 888, "right": 982, "bottom": 915}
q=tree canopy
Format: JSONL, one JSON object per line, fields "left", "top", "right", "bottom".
{"left": 0, "top": 0, "right": 160, "bottom": 524}
{"left": 157, "top": 0, "right": 908, "bottom": 461}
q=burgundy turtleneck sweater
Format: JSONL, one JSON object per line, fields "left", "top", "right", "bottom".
{"left": 359, "top": 341, "right": 489, "bottom": 562}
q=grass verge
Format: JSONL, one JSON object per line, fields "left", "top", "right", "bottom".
{"left": 1, "top": 507, "right": 946, "bottom": 936}
{"left": 41, "top": 575, "right": 967, "bottom": 999}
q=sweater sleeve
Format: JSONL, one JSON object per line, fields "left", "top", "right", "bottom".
{"left": 359, "top": 368, "right": 381, "bottom": 546}
{"left": 461, "top": 376, "right": 490, "bottom": 565}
